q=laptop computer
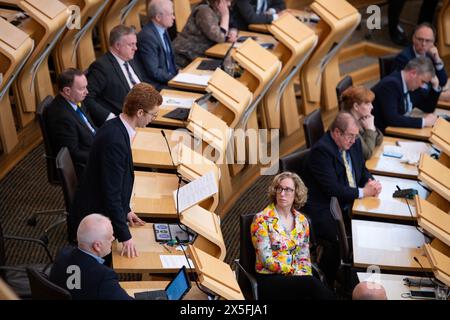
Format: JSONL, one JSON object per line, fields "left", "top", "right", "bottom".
{"left": 163, "top": 92, "right": 213, "bottom": 121}
{"left": 196, "top": 43, "right": 235, "bottom": 71}
{"left": 134, "top": 266, "right": 191, "bottom": 300}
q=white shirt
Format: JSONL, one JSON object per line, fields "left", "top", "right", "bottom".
{"left": 400, "top": 71, "right": 424, "bottom": 128}
{"left": 110, "top": 51, "right": 141, "bottom": 89}
{"left": 119, "top": 114, "right": 136, "bottom": 144}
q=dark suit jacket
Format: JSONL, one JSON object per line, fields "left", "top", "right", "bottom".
{"left": 231, "top": 0, "right": 285, "bottom": 30}
{"left": 136, "top": 22, "right": 177, "bottom": 90}
{"left": 49, "top": 246, "right": 132, "bottom": 300}
{"left": 45, "top": 94, "right": 96, "bottom": 179}
{"left": 70, "top": 117, "right": 134, "bottom": 242}
{"left": 84, "top": 52, "right": 145, "bottom": 126}
{"left": 392, "top": 46, "right": 448, "bottom": 87}
{"left": 371, "top": 71, "right": 439, "bottom": 132}
{"left": 303, "top": 132, "right": 372, "bottom": 241}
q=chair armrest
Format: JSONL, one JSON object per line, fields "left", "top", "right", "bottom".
{"left": 4, "top": 235, "right": 53, "bottom": 263}
{"left": 311, "top": 262, "right": 327, "bottom": 285}
{"left": 234, "top": 259, "right": 258, "bottom": 300}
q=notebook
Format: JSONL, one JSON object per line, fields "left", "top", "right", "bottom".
{"left": 134, "top": 266, "right": 191, "bottom": 300}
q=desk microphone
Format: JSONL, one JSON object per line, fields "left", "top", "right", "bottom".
{"left": 412, "top": 256, "right": 439, "bottom": 289}
{"left": 175, "top": 236, "right": 216, "bottom": 299}
{"left": 160, "top": 130, "right": 189, "bottom": 184}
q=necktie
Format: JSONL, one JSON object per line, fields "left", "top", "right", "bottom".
{"left": 403, "top": 91, "right": 412, "bottom": 114}
{"left": 123, "top": 61, "right": 137, "bottom": 87}
{"left": 341, "top": 150, "right": 356, "bottom": 188}
{"left": 163, "top": 32, "right": 177, "bottom": 75}
{"left": 76, "top": 103, "right": 96, "bottom": 134}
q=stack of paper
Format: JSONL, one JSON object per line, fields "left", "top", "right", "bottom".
{"left": 162, "top": 96, "right": 195, "bottom": 109}
{"left": 172, "top": 73, "right": 211, "bottom": 86}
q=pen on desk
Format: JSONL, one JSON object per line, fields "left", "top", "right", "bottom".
{"left": 161, "top": 243, "right": 171, "bottom": 253}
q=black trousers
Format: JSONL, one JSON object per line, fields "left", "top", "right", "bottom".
{"left": 255, "top": 274, "right": 335, "bottom": 300}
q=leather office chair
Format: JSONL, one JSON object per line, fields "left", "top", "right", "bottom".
{"left": 28, "top": 96, "right": 66, "bottom": 234}
{"left": 329, "top": 197, "right": 353, "bottom": 297}
{"left": 279, "top": 148, "right": 310, "bottom": 179}
{"left": 55, "top": 147, "right": 78, "bottom": 243}
{"left": 335, "top": 75, "right": 353, "bottom": 110}
{"left": 26, "top": 267, "right": 71, "bottom": 300}
{"left": 0, "top": 221, "right": 53, "bottom": 298}
{"left": 378, "top": 54, "right": 397, "bottom": 79}
{"left": 303, "top": 109, "right": 324, "bottom": 148}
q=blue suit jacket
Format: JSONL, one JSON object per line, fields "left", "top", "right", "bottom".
{"left": 136, "top": 22, "right": 177, "bottom": 90}
{"left": 49, "top": 246, "right": 132, "bottom": 300}
{"left": 303, "top": 132, "right": 371, "bottom": 241}
{"left": 70, "top": 117, "right": 134, "bottom": 242}
{"left": 371, "top": 71, "right": 439, "bottom": 132}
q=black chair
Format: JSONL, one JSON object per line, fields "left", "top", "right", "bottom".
{"left": 279, "top": 148, "right": 310, "bottom": 179}
{"left": 336, "top": 75, "right": 353, "bottom": 110}
{"left": 329, "top": 197, "right": 353, "bottom": 297}
{"left": 378, "top": 54, "right": 397, "bottom": 79}
{"left": 0, "top": 221, "right": 53, "bottom": 298}
{"left": 26, "top": 267, "right": 71, "bottom": 300}
{"left": 303, "top": 109, "right": 324, "bottom": 148}
{"left": 27, "top": 96, "right": 66, "bottom": 233}
{"left": 55, "top": 147, "right": 78, "bottom": 243}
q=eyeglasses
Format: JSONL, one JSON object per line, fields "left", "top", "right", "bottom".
{"left": 340, "top": 131, "right": 358, "bottom": 141}
{"left": 414, "top": 36, "right": 434, "bottom": 44}
{"left": 143, "top": 109, "right": 158, "bottom": 119}
{"left": 275, "top": 187, "right": 294, "bottom": 194}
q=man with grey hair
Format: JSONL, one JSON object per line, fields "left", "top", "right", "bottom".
{"left": 49, "top": 214, "right": 133, "bottom": 300}
{"left": 372, "top": 56, "right": 439, "bottom": 132}
{"left": 85, "top": 25, "right": 146, "bottom": 126}
{"left": 352, "top": 281, "right": 387, "bottom": 300}
{"left": 136, "top": 0, "right": 177, "bottom": 90}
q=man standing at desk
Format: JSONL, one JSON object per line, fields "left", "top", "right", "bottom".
{"left": 372, "top": 57, "right": 439, "bottom": 132}
{"left": 392, "top": 23, "right": 449, "bottom": 103}
{"left": 303, "top": 112, "right": 381, "bottom": 285}
{"left": 71, "top": 83, "right": 162, "bottom": 258}
{"left": 84, "top": 25, "right": 146, "bottom": 126}
{"left": 136, "top": 0, "right": 178, "bottom": 90}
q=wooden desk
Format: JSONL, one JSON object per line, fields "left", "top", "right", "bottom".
{"left": 120, "top": 281, "right": 207, "bottom": 300}
{"left": 385, "top": 108, "right": 450, "bottom": 141}
{"left": 352, "top": 220, "right": 431, "bottom": 272}
{"left": 357, "top": 273, "right": 437, "bottom": 300}
{"left": 205, "top": 31, "right": 278, "bottom": 58}
{"left": 248, "top": 9, "right": 317, "bottom": 33}
{"left": 365, "top": 137, "right": 431, "bottom": 179}
{"left": 152, "top": 89, "right": 202, "bottom": 128}
{"left": 168, "top": 57, "right": 214, "bottom": 92}
{"left": 352, "top": 175, "right": 429, "bottom": 221}
{"left": 112, "top": 224, "right": 186, "bottom": 275}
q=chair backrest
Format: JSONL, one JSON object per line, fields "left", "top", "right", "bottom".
{"left": 0, "top": 222, "right": 6, "bottom": 269}
{"left": 55, "top": 147, "right": 78, "bottom": 210}
{"left": 335, "top": 75, "right": 353, "bottom": 110}
{"left": 37, "top": 95, "right": 60, "bottom": 185}
{"left": 238, "top": 212, "right": 257, "bottom": 300}
{"left": 329, "top": 197, "right": 351, "bottom": 263}
{"left": 303, "top": 109, "right": 324, "bottom": 148}
{"left": 279, "top": 148, "right": 310, "bottom": 180}
{"left": 378, "top": 54, "right": 397, "bottom": 79}
{"left": 26, "top": 267, "right": 71, "bottom": 300}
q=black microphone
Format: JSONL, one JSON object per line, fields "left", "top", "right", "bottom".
{"left": 412, "top": 256, "right": 439, "bottom": 289}
{"left": 175, "top": 236, "right": 216, "bottom": 299}
{"left": 160, "top": 130, "right": 189, "bottom": 184}
{"left": 397, "top": 185, "right": 430, "bottom": 238}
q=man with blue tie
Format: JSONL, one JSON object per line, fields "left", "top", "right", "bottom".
{"left": 46, "top": 68, "right": 97, "bottom": 179}
{"left": 372, "top": 57, "right": 439, "bottom": 133}
{"left": 136, "top": 0, "right": 178, "bottom": 90}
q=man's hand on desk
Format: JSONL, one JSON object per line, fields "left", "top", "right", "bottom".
{"left": 423, "top": 113, "right": 437, "bottom": 127}
{"left": 227, "top": 28, "right": 238, "bottom": 43}
{"left": 363, "top": 179, "right": 382, "bottom": 198}
{"left": 127, "top": 211, "right": 145, "bottom": 227}
{"left": 121, "top": 238, "right": 138, "bottom": 258}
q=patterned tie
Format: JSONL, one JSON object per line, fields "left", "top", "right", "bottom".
{"left": 341, "top": 150, "right": 356, "bottom": 188}
{"left": 123, "top": 61, "right": 137, "bottom": 87}
{"left": 403, "top": 91, "right": 412, "bottom": 114}
{"left": 76, "top": 103, "right": 95, "bottom": 134}
{"left": 163, "top": 32, "right": 177, "bottom": 75}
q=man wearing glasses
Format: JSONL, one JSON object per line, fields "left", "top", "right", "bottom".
{"left": 70, "top": 83, "right": 162, "bottom": 262}
{"left": 303, "top": 112, "right": 381, "bottom": 286}
{"left": 392, "top": 23, "right": 449, "bottom": 102}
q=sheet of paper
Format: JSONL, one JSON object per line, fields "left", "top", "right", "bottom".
{"left": 172, "top": 73, "right": 211, "bottom": 86}
{"left": 162, "top": 96, "right": 195, "bottom": 109}
{"left": 357, "top": 225, "right": 424, "bottom": 251}
{"left": 173, "top": 171, "right": 218, "bottom": 212}
{"left": 160, "top": 255, "right": 193, "bottom": 269}
{"left": 396, "top": 141, "right": 432, "bottom": 155}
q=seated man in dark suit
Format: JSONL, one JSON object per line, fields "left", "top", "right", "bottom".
{"left": 372, "top": 57, "right": 439, "bottom": 133}
{"left": 46, "top": 68, "right": 96, "bottom": 179}
{"left": 231, "top": 0, "right": 286, "bottom": 30}
{"left": 136, "top": 0, "right": 178, "bottom": 90}
{"left": 49, "top": 214, "right": 133, "bottom": 300}
{"left": 70, "top": 83, "right": 162, "bottom": 257}
{"left": 84, "top": 25, "right": 146, "bottom": 126}
{"left": 392, "top": 23, "right": 449, "bottom": 103}
{"left": 303, "top": 112, "right": 381, "bottom": 285}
